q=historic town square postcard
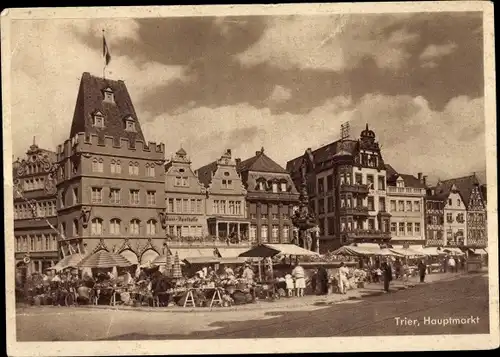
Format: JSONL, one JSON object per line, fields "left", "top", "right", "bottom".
{"left": 2, "top": 2, "right": 498, "bottom": 355}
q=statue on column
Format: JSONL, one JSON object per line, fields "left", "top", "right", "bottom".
{"left": 305, "top": 230, "right": 312, "bottom": 251}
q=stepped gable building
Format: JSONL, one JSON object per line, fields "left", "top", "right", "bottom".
{"left": 386, "top": 165, "right": 426, "bottom": 245}
{"left": 434, "top": 174, "right": 487, "bottom": 248}
{"left": 55, "top": 72, "right": 166, "bottom": 266}
{"left": 196, "top": 149, "right": 250, "bottom": 247}
{"left": 424, "top": 187, "right": 446, "bottom": 247}
{"left": 13, "top": 140, "right": 59, "bottom": 277}
{"left": 164, "top": 147, "right": 208, "bottom": 240}
{"left": 286, "top": 124, "right": 391, "bottom": 252}
{"left": 235, "top": 147, "right": 300, "bottom": 245}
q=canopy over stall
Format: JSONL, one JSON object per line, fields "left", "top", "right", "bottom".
{"left": 389, "top": 246, "right": 426, "bottom": 257}
{"left": 239, "top": 244, "right": 319, "bottom": 258}
{"left": 49, "top": 254, "right": 84, "bottom": 272}
{"left": 468, "top": 248, "right": 488, "bottom": 255}
{"left": 330, "top": 245, "right": 404, "bottom": 257}
{"left": 78, "top": 250, "right": 132, "bottom": 268}
{"left": 442, "top": 247, "right": 465, "bottom": 256}
{"left": 184, "top": 256, "right": 221, "bottom": 265}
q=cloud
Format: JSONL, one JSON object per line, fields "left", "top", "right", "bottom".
{"left": 141, "top": 93, "right": 484, "bottom": 183}
{"left": 9, "top": 19, "right": 185, "bottom": 159}
{"left": 419, "top": 43, "right": 458, "bottom": 68}
{"left": 236, "top": 15, "right": 419, "bottom": 72}
{"left": 268, "top": 85, "right": 292, "bottom": 103}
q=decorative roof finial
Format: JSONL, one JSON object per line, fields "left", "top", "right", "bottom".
{"left": 260, "top": 146, "right": 265, "bottom": 154}
{"left": 365, "top": 123, "right": 369, "bottom": 131}
{"left": 33, "top": 136, "right": 36, "bottom": 146}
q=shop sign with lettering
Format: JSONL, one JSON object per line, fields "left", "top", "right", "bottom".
{"left": 165, "top": 215, "right": 199, "bottom": 222}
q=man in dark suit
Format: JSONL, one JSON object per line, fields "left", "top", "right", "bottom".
{"left": 382, "top": 260, "right": 392, "bottom": 293}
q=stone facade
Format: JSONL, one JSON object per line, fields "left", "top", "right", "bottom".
{"left": 13, "top": 141, "right": 59, "bottom": 277}
{"left": 236, "top": 147, "right": 299, "bottom": 244}
{"left": 287, "top": 125, "right": 392, "bottom": 252}
{"left": 55, "top": 72, "right": 166, "bottom": 265}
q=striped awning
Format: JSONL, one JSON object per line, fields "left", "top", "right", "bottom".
{"left": 442, "top": 247, "right": 465, "bottom": 256}
{"left": 49, "top": 254, "right": 84, "bottom": 272}
{"left": 78, "top": 250, "right": 133, "bottom": 268}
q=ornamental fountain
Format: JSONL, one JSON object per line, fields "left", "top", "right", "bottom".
{"left": 291, "top": 149, "right": 320, "bottom": 253}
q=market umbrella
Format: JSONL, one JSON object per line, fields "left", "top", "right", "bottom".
{"left": 172, "top": 252, "right": 182, "bottom": 278}
{"left": 50, "top": 254, "right": 84, "bottom": 272}
{"left": 77, "top": 250, "right": 132, "bottom": 268}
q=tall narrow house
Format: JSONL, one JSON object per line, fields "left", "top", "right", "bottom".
{"left": 55, "top": 73, "right": 166, "bottom": 265}
{"left": 236, "top": 147, "right": 300, "bottom": 245}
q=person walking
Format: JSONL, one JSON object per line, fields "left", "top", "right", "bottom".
{"left": 448, "top": 256, "right": 456, "bottom": 273}
{"left": 381, "top": 260, "right": 392, "bottom": 293}
{"left": 418, "top": 260, "right": 427, "bottom": 283}
{"left": 337, "top": 262, "right": 349, "bottom": 294}
{"left": 316, "top": 266, "right": 329, "bottom": 295}
{"left": 292, "top": 262, "right": 306, "bottom": 297}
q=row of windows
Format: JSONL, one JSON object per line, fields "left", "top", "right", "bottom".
{"left": 14, "top": 201, "right": 57, "bottom": 220}
{"left": 317, "top": 173, "right": 386, "bottom": 193}
{"left": 167, "top": 198, "right": 204, "bottom": 214}
{"left": 61, "top": 218, "right": 159, "bottom": 236}
{"left": 447, "top": 198, "right": 462, "bottom": 207}
{"left": 446, "top": 213, "right": 465, "bottom": 223}
{"left": 317, "top": 197, "right": 335, "bottom": 214}
{"left": 15, "top": 234, "right": 58, "bottom": 252}
{"left": 390, "top": 222, "right": 422, "bottom": 235}
{"left": 19, "top": 163, "right": 47, "bottom": 175}
{"left": 167, "top": 225, "right": 204, "bottom": 237}
{"left": 257, "top": 181, "right": 288, "bottom": 193}
{"left": 212, "top": 200, "right": 243, "bottom": 215}
{"left": 248, "top": 213, "right": 290, "bottom": 220}
{"left": 249, "top": 225, "right": 290, "bottom": 243}
{"left": 91, "top": 160, "right": 156, "bottom": 177}
{"left": 88, "top": 188, "right": 157, "bottom": 206}
{"left": 340, "top": 218, "right": 389, "bottom": 232}
{"left": 390, "top": 200, "right": 421, "bottom": 212}
{"left": 23, "top": 177, "right": 45, "bottom": 191}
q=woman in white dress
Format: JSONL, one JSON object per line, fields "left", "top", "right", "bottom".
{"left": 292, "top": 263, "right": 306, "bottom": 297}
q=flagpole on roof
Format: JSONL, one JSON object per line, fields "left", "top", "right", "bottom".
{"left": 102, "top": 29, "right": 112, "bottom": 80}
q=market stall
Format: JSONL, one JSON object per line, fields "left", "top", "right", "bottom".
{"left": 77, "top": 250, "right": 133, "bottom": 305}
{"left": 48, "top": 253, "right": 84, "bottom": 273}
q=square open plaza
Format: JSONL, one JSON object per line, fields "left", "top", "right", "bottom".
{"left": 14, "top": 70, "right": 488, "bottom": 312}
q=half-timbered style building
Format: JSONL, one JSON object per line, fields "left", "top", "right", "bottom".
{"left": 424, "top": 187, "right": 446, "bottom": 247}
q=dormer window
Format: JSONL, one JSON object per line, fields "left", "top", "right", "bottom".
{"left": 92, "top": 111, "right": 105, "bottom": 128}
{"left": 103, "top": 87, "right": 115, "bottom": 104}
{"left": 124, "top": 116, "right": 136, "bottom": 132}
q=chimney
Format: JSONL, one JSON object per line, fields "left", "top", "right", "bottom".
{"left": 235, "top": 158, "right": 241, "bottom": 167}
{"left": 417, "top": 172, "right": 422, "bottom": 181}
{"left": 255, "top": 151, "right": 260, "bottom": 156}
{"left": 423, "top": 175, "right": 427, "bottom": 186}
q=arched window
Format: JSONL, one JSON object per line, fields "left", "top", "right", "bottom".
{"left": 147, "top": 219, "right": 157, "bottom": 235}
{"left": 110, "top": 219, "right": 121, "bottom": 235}
{"left": 129, "top": 219, "right": 140, "bottom": 235}
{"left": 92, "top": 159, "right": 103, "bottom": 173}
{"left": 146, "top": 163, "right": 155, "bottom": 177}
{"left": 91, "top": 218, "right": 103, "bottom": 235}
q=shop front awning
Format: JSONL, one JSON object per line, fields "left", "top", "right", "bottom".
{"left": 389, "top": 246, "right": 426, "bottom": 257}
{"left": 183, "top": 256, "right": 221, "bottom": 265}
{"left": 169, "top": 248, "right": 217, "bottom": 261}
{"left": 239, "top": 244, "right": 319, "bottom": 258}
{"left": 468, "top": 248, "right": 488, "bottom": 255}
{"left": 442, "top": 247, "right": 465, "bottom": 255}
{"left": 215, "top": 247, "right": 250, "bottom": 258}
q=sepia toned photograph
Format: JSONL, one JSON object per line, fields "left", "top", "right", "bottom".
{"left": 2, "top": 2, "right": 498, "bottom": 355}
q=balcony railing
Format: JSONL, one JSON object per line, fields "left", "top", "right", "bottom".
{"left": 164, "top": 235, "right": 252, "bottom": 247}
{"left": 465, "top": 239, "right": 488, "bottom": 248}
{"left": 342, "top": 229, "right": 392, "bottom": 240}
{"left": 339, "top": 183, "right": 370, "bottom": 194}
{"left": 339, "top": 206, "right": 370, "bottom": 216}
{"left": 388, "top": 187, "right": 426, "bottom": 196}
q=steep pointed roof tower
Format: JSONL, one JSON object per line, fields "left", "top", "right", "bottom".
{"left": 69, "top": 72, "right": 146, "bottom": 144}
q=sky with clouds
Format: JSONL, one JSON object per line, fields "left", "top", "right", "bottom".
{"left": 9, "top": 12, "right": 486, "bottom": 185}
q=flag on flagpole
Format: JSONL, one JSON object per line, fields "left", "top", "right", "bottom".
{"left": 103, "top": 32, "right": 111, "bottom": 66}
